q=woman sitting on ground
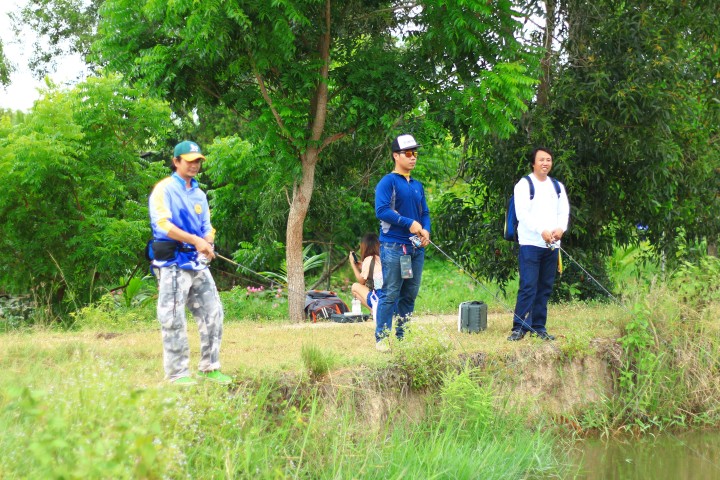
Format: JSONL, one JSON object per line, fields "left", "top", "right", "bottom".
{"left": 349, "top": 233, "right": 384, "bottom": 316}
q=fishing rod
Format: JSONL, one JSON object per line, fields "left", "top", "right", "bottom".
{"left": 212, "top": 252, "right": 294, "bottom": 296}
{"left": 211, "top": 251, "right": 359, "bottom": 320}
{"left": 414, "top": 235, "right": 547, "bottom": 338}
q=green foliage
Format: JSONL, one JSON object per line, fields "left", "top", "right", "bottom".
{"left": 617, "top": 306, "right": 662, "bottom": 412}
{"left": 372, "top": 368, "right": 565, "bottom": 479}
{"left": 220, "top": 285, "right": 288, "bottom": 322}
{"left": 0, "top": 366, "right": 171, "bottom": 478}
{"left": 203, "top": 136, "right": 289, "bottom": 255}
{"left": 607, "top": 243, "right": 659, "bottom": 296}
{"left": 389, "top": 323, "right": 454, "bottom": 390}
{"left": 301, "top": 343, "right": 336, "bottom": 380}
{"left": 438, "top": 367, "right": 494, "bottom": 433}
{"left": 0, "top": 40, "right": 11, "bottom": 87}
{"left": 551, "top": 249, "right": 615, "bottom": 302}
{"left": 557, "top": 326, "right": 595, "bottom": 360}
{"left": 414, "top": 257, "right": 510, "bottom": 315}
{"left": 259, "top": 244, "right": 327, "bottom": 287}
{"left": 549, "top": 0, "right": 720, "bottom": 257}
{"left": 10, "top": 0, "right": 102, "bottom": 78}
{"left": 93, "top": 0, "right": 540, "bottom": 319}
{"left": 70, "top": 293, "right": 156, "bottom": 331}
{"left": 0, "top": 74, "right": 174, "bottom": 316}
{"left": 0, "top": 355, "right": 567, "bottom": 479}
{"left": 113, "top": 275, "right": 156, "bottom": 309}
{"left": 668, "top": 236, "right": 720, "bottom": 309}
{"left": 0, "top": 296, "right": 35, "bottom": 331}
{"left": 576, "top": 258, "right": 720, "bottom": 434}
{"left": 436, "top": 0, "right": 720, "bottom": 295}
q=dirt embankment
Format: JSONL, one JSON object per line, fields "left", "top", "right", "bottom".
{"left": 313, "top": 338, "right": 622, "bottom": 428}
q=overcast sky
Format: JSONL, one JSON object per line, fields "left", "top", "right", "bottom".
{"left": 1, "top": 0, "right": 86, "bottom": 112}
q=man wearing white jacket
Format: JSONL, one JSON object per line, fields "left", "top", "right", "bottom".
{"left": 508, "top": 147, "right": 570, "bottom": 341}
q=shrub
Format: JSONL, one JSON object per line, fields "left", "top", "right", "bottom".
{"left": 389, "top": 323, "right": 455, "bottom": 390}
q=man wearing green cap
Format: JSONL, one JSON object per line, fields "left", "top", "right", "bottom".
{"left": 148, "top": 140, "right": 232, "bottom": 385}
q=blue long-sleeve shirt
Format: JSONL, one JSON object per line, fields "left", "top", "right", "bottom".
{"left": 375, "top": 172, "right": 431, "bottom": 244}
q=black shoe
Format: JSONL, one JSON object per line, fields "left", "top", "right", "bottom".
{"left": 532, "top": 331, "right": 555, "bottom": 341}
{"left": 507, "top": 330, "right": 525, "bottom": 341}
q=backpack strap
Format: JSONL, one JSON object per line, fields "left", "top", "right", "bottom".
{"left": 525, "top": 175, "right": 561, "bottom": 199}
{"left": 524, "top": 175, "right": 535, "bottom": 200}
{"left": 550, "top": 176, "right": 561, "bottom": 197}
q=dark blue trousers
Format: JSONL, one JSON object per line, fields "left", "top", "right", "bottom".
{"left": 512, "top": 245, "right": 558, "bottom": 333}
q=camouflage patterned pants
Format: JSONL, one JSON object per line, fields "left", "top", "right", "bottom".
{"left": 156, "top": 266, "right": 224, "bottom": 381}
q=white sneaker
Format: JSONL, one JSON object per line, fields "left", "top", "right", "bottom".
{"left": 375, "top": 339, "right": 390, "bottom": 352}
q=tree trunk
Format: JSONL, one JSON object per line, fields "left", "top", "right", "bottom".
{"left": 285, "top": 0, "right": 332, "bottom": 322}
{"left": 537, "top": 0, "right": 556, "bottom": 107}
{"left": 286, "top": 150, "right": 319, "bottom": 322}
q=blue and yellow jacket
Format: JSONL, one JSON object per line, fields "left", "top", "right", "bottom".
{"left": 149, "top": 173, "right": 215, "bottom": 270}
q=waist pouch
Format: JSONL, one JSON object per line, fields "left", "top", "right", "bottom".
{"left": 145, "top": 240, "right": 198, "bottom": 262}
{"left": 145, "top": 240, "right": 179, "bottom": 261}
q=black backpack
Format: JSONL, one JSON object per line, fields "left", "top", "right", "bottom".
{"left": 304, "top": 290, "right": 349, "bottom": 322}
{"left": 503, "top": 175, "right": 561, "bottom": 242}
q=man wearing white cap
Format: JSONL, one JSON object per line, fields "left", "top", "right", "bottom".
{"left": 373, "top": 134, "right": 431, "bottom": 351}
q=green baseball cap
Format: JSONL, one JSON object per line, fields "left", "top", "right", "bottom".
{"left": 173, "top": 140, "right": 206, "bottom": 161}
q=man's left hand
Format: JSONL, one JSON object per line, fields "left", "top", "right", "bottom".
{"left": 419, "top": 229, "right": 431, "bottom": 247}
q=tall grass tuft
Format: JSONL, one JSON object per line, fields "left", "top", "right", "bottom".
{"left": 301, "top": 343, "right": 336, "bottom": 379}
{"left": 348, "top": 367, "right": 567, "bottom": 479}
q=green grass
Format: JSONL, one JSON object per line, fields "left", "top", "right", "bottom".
{"left": 0, "top": 347, "right": 567, "bottom": 478}
{"left": 2, "top": 251, "right": 720, "bottom": 477}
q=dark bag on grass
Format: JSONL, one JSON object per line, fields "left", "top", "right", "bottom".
{"left": 304, "top": 290, "right": 349, "bottom": 322}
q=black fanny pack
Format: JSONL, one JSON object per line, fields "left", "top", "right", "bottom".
{"left": 145, "top": 240, "right": 187, "bottom": 262}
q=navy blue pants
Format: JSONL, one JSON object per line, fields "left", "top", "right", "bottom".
{"left": 512, "top": 245, "right": 558, "bottom": 333}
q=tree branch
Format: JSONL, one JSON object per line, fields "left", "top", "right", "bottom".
{"left": 250, "top": 55, "right": 296, "bottom": 143}
{"left": 309, "top": 0, "right": 332, "bottom": 143}
{"left": 320, "top": 129, "right": 353, "bottom": 152}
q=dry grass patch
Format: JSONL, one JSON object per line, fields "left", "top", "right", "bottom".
{"left": 0, "top": 302, "right": 624, "bottom": 389}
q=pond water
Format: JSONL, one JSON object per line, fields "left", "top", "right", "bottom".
{"left": 570, "top": 430, "right": 720, "bottom": 479}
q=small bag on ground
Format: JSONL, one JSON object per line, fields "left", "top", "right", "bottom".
{"left": 304, "top": 290, "right": 349, "bottom": 322}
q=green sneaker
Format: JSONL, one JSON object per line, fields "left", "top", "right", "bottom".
{"left": 198, "top": 370, "right": 233, "bottom": 385}
{"left": 173, "top": 376, "right": 197, "bottom": 386}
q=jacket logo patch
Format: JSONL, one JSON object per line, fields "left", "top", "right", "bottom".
{"left": 194, "top": 204, "right": 203, "bottom": 214}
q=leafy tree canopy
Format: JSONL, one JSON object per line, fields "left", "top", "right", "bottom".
{"left": 436, "top": 0, "right": 720, "bottom": 298}
{"left": 92, "top": 0, "right": 540, "bottom": 319}
{"left": 10, "top": 0, "right": 102, "bottom": 79}
{"left": 0, "top": 74, "right": 174, "bottom": 311}
{"left": 0, "top": 40, "right": 11, "bottom": 87}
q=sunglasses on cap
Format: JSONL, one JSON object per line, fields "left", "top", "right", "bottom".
{"left": 397, "top": 150, "right": 418, "bottom": 158}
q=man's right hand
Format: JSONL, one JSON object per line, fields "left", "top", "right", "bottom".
{"left": 410, "top": 221, "right": 423, "bottom": 235}
{"left": 541, "top": 230, "right": 554, "bottom": 244}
